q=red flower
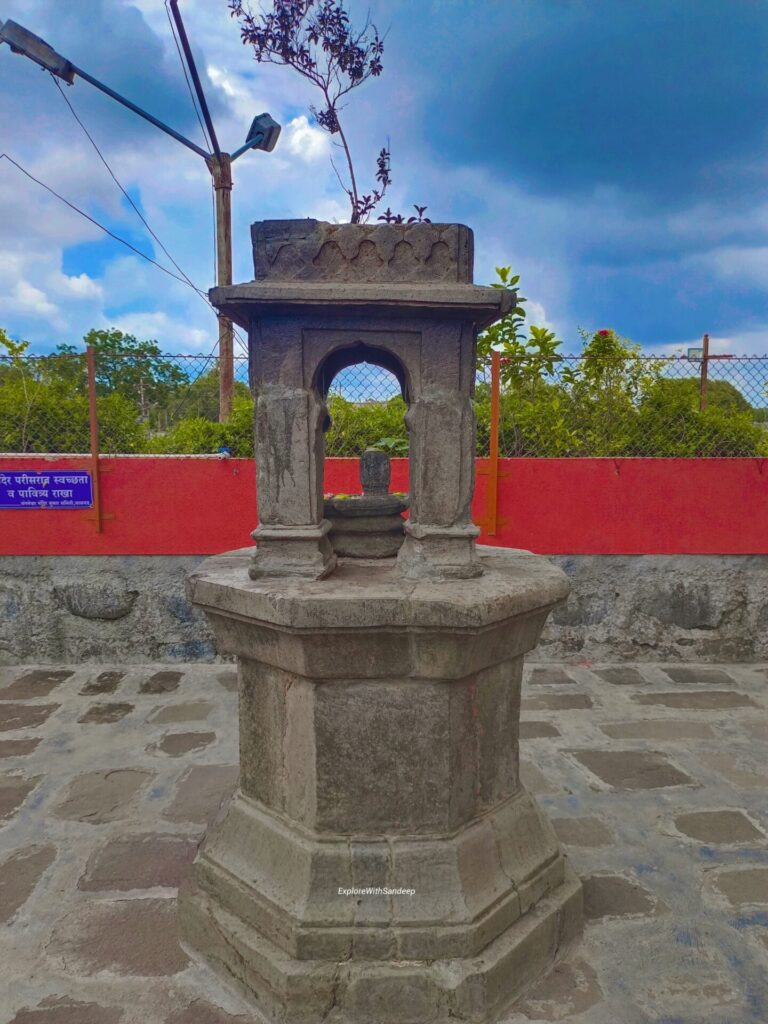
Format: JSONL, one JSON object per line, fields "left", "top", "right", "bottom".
{"left": 598, "top": 329, "right": 610, "bottom": 336}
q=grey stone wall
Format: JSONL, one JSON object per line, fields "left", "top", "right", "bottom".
{"left": 1, "top": 553, "right": 766, "bottom": 665}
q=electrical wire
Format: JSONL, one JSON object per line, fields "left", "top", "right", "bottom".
{"left": 163, "top": 0, "right": 232, "bottom": 339}
{"left": 48, "top": 78, "right": 249, "bottom": 357}
{"left": 164, "top": 0, "right": 211, "bottom": 155}
{"left": 0, "top": 152, "right": 195, "bottom": 290}
{"left": 51, "top": 75, "right": 208, "bottom": 303}
{"left": 0, "top": 153, "right": 250, "bottom": 361}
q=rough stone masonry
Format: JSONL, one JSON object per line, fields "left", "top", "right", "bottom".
{"left": 3, "top": 553, "right": 766, "bottom": 666}
{"left": 176, "top": 220, "right": 583, "bottom": 1023}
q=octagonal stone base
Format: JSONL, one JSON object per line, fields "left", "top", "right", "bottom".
{"left": 181, "top": 547, "right": 583, "bottom": 1022}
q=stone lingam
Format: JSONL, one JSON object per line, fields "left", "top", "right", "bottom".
{"left": 324, "top": 449, "right": 408, "bottom": 559}
{"left": 180, "top": 219, "right": 583, "bottom": 1023}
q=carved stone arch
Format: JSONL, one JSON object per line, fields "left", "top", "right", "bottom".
{"left": 313, "top": 341, "right": 411, "bottom": 404}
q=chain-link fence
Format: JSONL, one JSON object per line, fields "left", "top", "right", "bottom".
{"left": 2, "top": 348, "right": 767, "bottom": 458}
{"left": 479, "top": 354, "right": 768, "bottom": 458}
{"left": 0, "top": 350, "right": 249, "bottom": 455}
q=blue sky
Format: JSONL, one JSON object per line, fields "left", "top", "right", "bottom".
{"left": 1, "top": 0, "right": 767, "bottom": 355}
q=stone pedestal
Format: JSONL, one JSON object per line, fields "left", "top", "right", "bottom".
{"left": 180, "top": 546, "right": 582, "bottom": 1023}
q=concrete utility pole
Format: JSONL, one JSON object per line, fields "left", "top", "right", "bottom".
{"left": 209, "top": 154, "right": 234, "bottom": 418}
{"left": 0, "top": 12, "right": 280, "bottom": 422}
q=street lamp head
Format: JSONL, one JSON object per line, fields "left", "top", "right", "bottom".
{"left": 0, "top": 19, "right": 75, "bottom": 83}
{"left": 245, "top": 113, "right": 281, "bottom": 153}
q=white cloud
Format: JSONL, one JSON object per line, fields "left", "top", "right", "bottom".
{"left": 110, "top": 310, "right": 213, "bottom": 352}
{"left": 284, "top": 115, "right": 330, "bottom": 163}
{"left": 4, "top": 281, "right": 60, "bottom": 321}
{"left": 697, "top": 246, "right": 768, "bottom": 289}
{"left": 53, "top": 273, "right": 103, "bottom": 301}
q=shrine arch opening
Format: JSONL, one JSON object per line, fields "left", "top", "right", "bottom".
{"left": 314, "top": 343, "right": 411, "bottom": 499}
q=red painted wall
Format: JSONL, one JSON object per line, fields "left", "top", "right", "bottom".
{"left": 1, "top": 455, "right": 766, "bottom": 556}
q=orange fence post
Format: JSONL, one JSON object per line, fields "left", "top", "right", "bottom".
{"left": 486, "top": 349, "right": 501, "bottom": 536}
{"left": 476, "top": 351, "right": 504, "bottom": 537}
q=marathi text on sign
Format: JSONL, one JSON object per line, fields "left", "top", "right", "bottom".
{"left": 0, "top": 471, "right": 93, "bottom": 509}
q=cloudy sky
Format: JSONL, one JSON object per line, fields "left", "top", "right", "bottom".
{"left": 1, "top": 0, "right": 767, "bottom": 356}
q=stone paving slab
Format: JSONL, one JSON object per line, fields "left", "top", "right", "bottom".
{"left": 0, "top": 661, "right": 766, "bottom": 1023}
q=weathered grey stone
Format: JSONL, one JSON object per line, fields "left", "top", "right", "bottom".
{"left": 360, "top": 448, "right": 390, "bottom": 493}
{"left": 324, "top": 451, "right": 408, "bottom": 559}
{"left": 0, "top": 556, "right": 217, "bottom": 666}
{"left": 218, "top": 670, "right": 238, "bottom": 691}
{"left": 183, "top": 544, "right": 580, "bottom": 1020}
{"left": 633, "top": 690, "right": 757, "bottom": 710}
{"left": 663, "top": 666, "right": 736, "bottom": 686}
{"left": 53, "top": 769, "right": 153, "bottom": 823}
{"left": 163, "top": 765, "right": 239, "bottom": 825}
{"left": 516, "top": 957, "right": 604, "bottom": 1020}
{"left": 0, "top": 844, "right": 56, "bottom": 922}
{"left": 78, "top": 834, "right": 197, "bottom": 891}
{"left": 0, "top": 670, "right": 71, "bottom": 699}
{"left": 150, "top": 731, "right": 216, "bottom": 757}
{"left": 527, "top": 666, "right": 575, "bottom": 685}
{"left": 4, "top": 553, "right": 768, "bottom": 664}
{"left": 9, "top": 997, "right": 123, "bottom": 1024}
{"left": 583, "top": 874, "right": 663, "bottom": 920}
{"left": 522, "top": 693, "right": 593, "bottom": 711}
{"left": 166, "top": 1003, "right": 250, "bottom": 1024}
{"left": 183, "top": 219, "right": 579, "bottom": 1021}
{"left": 147, "top": 701, "right": 212, "bottom": 724}
{"left": 0, "top": 738, "right": 40, "bottom": 757}
{"left": 212, "top": 222, "right": 512, "bottom": 580}
{"left": 77, "top": 702, "right": 133, "bottom": 724}
{"left": 140, "top": 670, "right": 183, "bottom": 694}
{"left": 79, "top": 670, "right": 124, "bottom": 695}
{"left": 594, "top": 667, "right": 648, "bottom": 686}
{"left": 520, "top": 721, "right": 561, "bottom": 739}
{"left": 251, "top": 219, "right": 474, "bottom": 283}
{"left": 538, "top": 554, "right": 766, "bottom": 663}
{"left": 712, "top": 867, "right": 768, "bottom": 907}
{"left": 599, "top": 719, "right": 714, "bottom": 740}
{"left": 674, "top": 809, "right": 765, "bottom": 844}
{"left": 552, "top": 817, "right": 614, "bottom": 848}
{"left": 48, "top": 898, "right": 188, "bottom": 975}
{"left": 140, "top": 667, "right": 184, "bottom": 692}
{"left": 0, "top": 703, "right": 58, "bottom": 732}
{"left": 325, "top": 508, "right": 406, "bottom": 558}
{"left": 54, "top": 582, "right": 138, "bottom": 620}
{"left": 699, "top": 751, "right": 768, "bottom": 789}
{"left": 572, "top": 750, "right": 694, "bottom": 790}
{"left": 0, "top": 774, "right": 41, "bottom": 821}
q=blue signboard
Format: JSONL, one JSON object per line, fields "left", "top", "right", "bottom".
{"left": 0, "top": 470, "right": 93, "bottom": 509}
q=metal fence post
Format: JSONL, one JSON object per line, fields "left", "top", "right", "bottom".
{"left": 84, "top": 344, "right": 109, "bottom": 532}
{"left": 699, "top": 333, "right": 710, "bottom": 412}
{"left": 476, "top": 350, "right": 507, "bottom": 537}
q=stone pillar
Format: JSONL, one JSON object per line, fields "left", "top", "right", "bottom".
{"left": 181, "top": 548, "right": 582, "bottom": 1023}
{"left": 249, "top": 319, "right": 336, "bottom": 579}
{"left": 181, "top": 219, "right": 583, "bottom": 1021}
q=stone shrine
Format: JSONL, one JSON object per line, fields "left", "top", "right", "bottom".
{"left": 180, "top": 219, "right": 583, "bottom": 1022}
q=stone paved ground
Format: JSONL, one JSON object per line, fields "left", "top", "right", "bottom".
{"left": 0, "top": 662, "right": 767, "bottom": 1024}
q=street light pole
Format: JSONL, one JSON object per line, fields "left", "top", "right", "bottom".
{"left": 0, "top": 15, "right": 280, "bottom": 422}
{"left": 209, "top": 152, "right": 235, "bottom": 419}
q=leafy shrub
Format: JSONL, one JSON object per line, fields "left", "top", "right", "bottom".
{"left": 325, "top": 395, "right": 408, "bottom": 456}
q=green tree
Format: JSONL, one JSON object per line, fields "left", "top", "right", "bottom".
{"left": 651, "top": 377, "right": 752, "bottom": 415}
{"left": 58, "top": 329, "right": 190, "bottom": 424}
{"left": 0, "top": 333, "right": 146, "bottom": 454}
{"left": 167, "top": 367, "right": 250, "bottom": 423}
